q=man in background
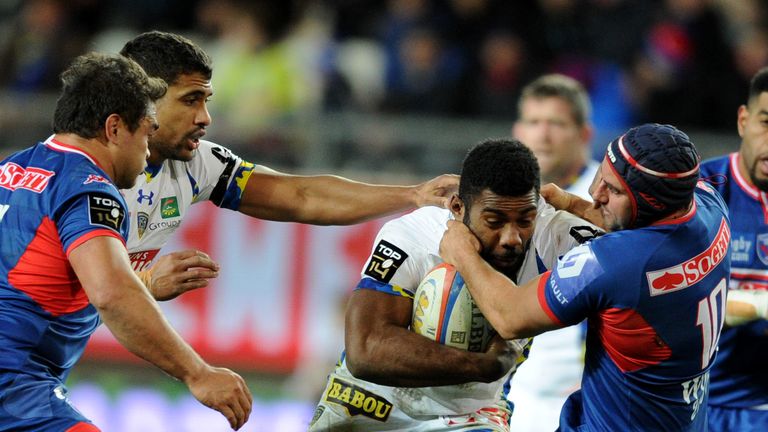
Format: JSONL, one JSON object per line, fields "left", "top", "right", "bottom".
{"left": 508, "top": 73, "right": 599, "bottom": 431}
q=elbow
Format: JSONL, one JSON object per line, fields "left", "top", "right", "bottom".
{"left": 344, "top": 344, "right": 377, "bottom": 381}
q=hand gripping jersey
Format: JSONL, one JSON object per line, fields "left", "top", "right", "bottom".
{"left": 539, "top": 183, "right": 731, "bottom": 431}
{"left": 701, "top": 154, "right": 768, "bottom": 412}
{"left": 122, "top": 140, "right": 255, "bottom": 269}
{"left": 0, "top": 137, "right": 129, "bottom": 430}
{"left": 309, "top": 200, "right": 601, "bottom": 431}
{"left": 507, "top": 159, "right": 599, "bottom": 432}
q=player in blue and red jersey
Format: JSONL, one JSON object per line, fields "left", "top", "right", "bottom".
{"left": 441, "top": 123, "right": 730, "bottom": 431}
{"left": 701, "top": 67, "right": 768, "bottom": 431}
{"left": 0, "top": 52, "right": 251, "bottom": 432}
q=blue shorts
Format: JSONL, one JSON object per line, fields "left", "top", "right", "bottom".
{"left": 0, "top": 372, "right": 99, "bottom": 432}
{"left": 708, "top": 405, "right": 768, "bottom": 432}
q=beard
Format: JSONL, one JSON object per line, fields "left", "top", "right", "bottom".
{"left": 749, "top": 162, "right": 768, "bottom": 192}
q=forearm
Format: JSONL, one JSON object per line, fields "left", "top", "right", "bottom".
{"left": 451, "top": 251, "right": 528, "bottom": 339}
{"left": 348, "top": 324, "right": 505, "bottom": 387}
{"left": 96, "top": 277, "right": 206, "bottom": 383}
{"left": 726, "top": 290, "right": 768, "bottom": 326}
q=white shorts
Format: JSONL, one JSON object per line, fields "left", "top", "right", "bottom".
{"left": 308, "top": 375, "right": 510, "bottom": 432}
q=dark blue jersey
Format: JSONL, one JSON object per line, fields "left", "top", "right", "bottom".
{"left": 701, "top": 153, "right": 768, "bottom": 409}
{"left": 0, "top": 137, "right": 128, "bottom": 406}
{"left": 539, "top": 183, "right": 731, "bottom": 431}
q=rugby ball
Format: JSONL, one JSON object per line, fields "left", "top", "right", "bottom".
{"left": 411, "top": 263, "right": 495, "bottom": 352}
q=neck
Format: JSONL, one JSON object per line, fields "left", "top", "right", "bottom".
{"left": 657, "top": 200, "right": 694, "bottom": 223}
{"left": 52, "top": 133, "right": 114, "bottom": 179}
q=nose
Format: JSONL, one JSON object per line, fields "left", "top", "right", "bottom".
{"left": 196, "top": 103, "right": 212, "bottom": 127}
{"left": 499, "top": 224, "right": 523, "bottom": 250}
{"left": 591, "top": 180, "right": 608, "bottom": 204}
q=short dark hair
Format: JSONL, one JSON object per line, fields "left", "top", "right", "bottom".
{"left": 519, "top": 74, "right": 591, "bottom": 126}
{"left": 748, "top": 67, "right": 768, "bottom": 104}
{"left": 459, "top": 138, "right": 541, "bottom": 207}
{"left": 120, "top": 31, "right": 212, "bottom": 85}
{"left": 52, "top": 52, "right": 166, "bottom": 138}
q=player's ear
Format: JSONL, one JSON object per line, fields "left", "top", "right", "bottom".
{"left": 104, "top": 113, "right": 122, "bottom": 143}
{"left": 449, "top": 194, "right": 464, "bottom": 220}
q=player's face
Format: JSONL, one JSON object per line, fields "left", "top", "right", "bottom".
{"left": 454, "top": 188, "right": 537, "bottom": 279}
{"left": 738, "top": 92, "right": 768, "bottom": 191}
{"left": 591, "top": 158, "right": 632, "bottom": 231}
{"left": 514, "top": 96, "right": 589, "bottom": 185}
{"left": 149, "top": 72, "right": 212, "bottom": 165}
{"left": 116, "top": 113, "right": 157, "bottom": 189}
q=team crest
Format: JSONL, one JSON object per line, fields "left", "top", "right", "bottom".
{"left": 757, "top": 233, "right": 768, "bottom": 266}
{"left": 137, "top": 212, "right": 149, "bottom": 239}
{"left": 160, "top": 196, "right": 180, "bottom": 219}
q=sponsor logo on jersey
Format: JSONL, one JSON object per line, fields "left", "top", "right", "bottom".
{"left": 0, "top": 204, "right": 9, "bottom": 222}
{"left": 731, "top": 234, "right": 753, "bottom": 263}
{"left": 137, "top": 211, "right": 149, "bottom": 239}
{"left": 0, "top": 163, "right": 54, "bottom": 193}
{"left": 129, "top": 249, "right": 160, "bottom": 271}
{"left": 364, "top": 240, "right": 408, "bottom": 283}
{"left": 88, "top": 193, "right": 125, "bottom": 231}
{"left": 137, "top": 189, "right": 154, "bottom": 205}
{"left": 646, "top": 217, "right": 730, "bottom": 296}
{"left": 757, "top": 233, "right": 768, "bottom": 266}
{"left": 160, "top": 196, "right": 180, "bottom": 218}
{"left": 83, "top": 174, "right": 110, "bottom": 185}
{"left": 323, "top": 377, "right": 392, "bottom": 422}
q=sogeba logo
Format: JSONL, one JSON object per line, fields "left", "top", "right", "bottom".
{"left": 323, "top": 377, "right": 392, "bottom": 422}
{"left": 646, "top": 217, "right": 730, "bottom": 296}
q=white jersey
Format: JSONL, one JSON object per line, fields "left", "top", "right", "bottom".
{"left": 507, "top": 159, "right": 599, "bottom": 432}
{"left": 310, "top": 200, "right": 601, "bottom": 431}
{"left": 121, "top": 140, "right": 255, "bottom": 270}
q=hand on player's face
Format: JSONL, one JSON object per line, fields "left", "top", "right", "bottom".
{"left": 414, "top": 174, "right": 460, "bottom": 209}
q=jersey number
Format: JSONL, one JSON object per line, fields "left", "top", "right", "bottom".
{"left": 696, "top": 278, "right": 726, "bottom": 370}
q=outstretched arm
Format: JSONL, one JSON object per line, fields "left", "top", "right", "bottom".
{"left": 237, "top": 166, "right": 459, "bottom": 225}
{"left": 439, "top": 220, "right": 560, "bottom": 340}
{"left": 344, "top": 289, "right": 516, "bottom": 387}
{"left": 70, "top": 237, "right": 252, "bottom": 430}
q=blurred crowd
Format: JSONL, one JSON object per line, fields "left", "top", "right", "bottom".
{"left": 0, "top": 0, "right": 765, "bottom": 164}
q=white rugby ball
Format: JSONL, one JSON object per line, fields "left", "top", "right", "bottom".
{"left": 411, "top": 263, "right": 495, "bottom": 352}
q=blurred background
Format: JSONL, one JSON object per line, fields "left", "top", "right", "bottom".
{"left": 0, "top": 0, "right": 764, "bottom": 429}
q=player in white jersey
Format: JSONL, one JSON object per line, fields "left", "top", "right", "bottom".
{"left": 309, "top": 139, "right": 601, "bottom": 431}
{"left": 509, "top": 74, "right": 599, "bottom": 432}
{"left": 117, "top": 31, "right": 458, "bottom": 300}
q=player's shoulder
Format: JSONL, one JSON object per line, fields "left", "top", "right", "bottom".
{"left": 699, "top": 153, "right": 733, "bottom": 177}
{"left": 382, "top": 207, "right": 449, "bottom": 236}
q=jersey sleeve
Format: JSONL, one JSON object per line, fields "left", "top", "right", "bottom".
{"left": 538, "top": 242, "right": 609, "bottom": 326}
{"left": 55, "top": 184, "right": 128, "bottom": 256}
{"left": 356, "top": 222, "right": 433, "bottom": 299}
{"left": 190, "top": 140, "right": 255, "bottom": 210}
{"left": 533, "top": 198, "right": 604, "bottom": 269}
